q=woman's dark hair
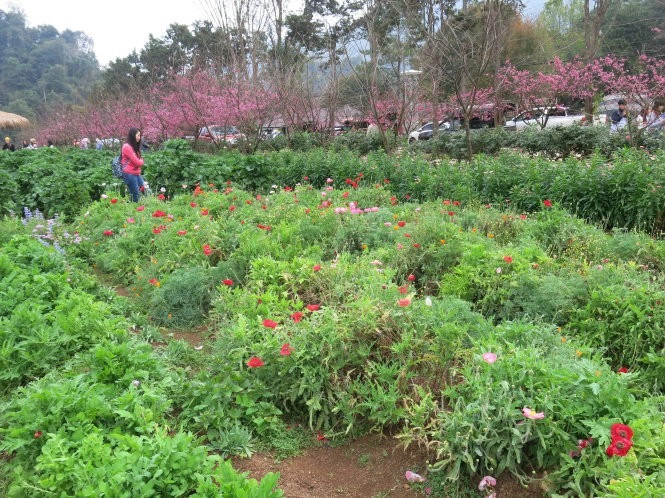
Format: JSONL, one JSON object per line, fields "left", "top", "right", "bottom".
{"left": 126, "top": 128, "right": 142, "bottom": 156}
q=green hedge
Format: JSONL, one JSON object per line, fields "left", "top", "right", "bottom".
{"left": 2, "top": 143, "right": 665, "bottom": 233}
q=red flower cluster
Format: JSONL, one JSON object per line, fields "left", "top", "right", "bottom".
{"left": 280, "top": 343, "right": 293, "bottom": 356}
{"left": 247, "top": 356, "right": 264, "bottom": 368}
{"left": 257, "top": 224, "right": 272, "bottom": 230}
{"left": 291, "top": 311, "right": 304, "bottom": 323}
{"left": 606, "top": 423, "right": 634, "bottom": 457}
{"left": 306, "top": 304, "right": 320, "bottom": 311}
{"left": 103, "top": 230, "right": 114, "bottom": 236}
{"left": 152, "top": 210, "right": 166, "bottom": 218}
{"left": 203, "top": 244, "right": 212, "bottom": 256}
{"left": 543, "top": 199, "right": 553, "bottom": 208}
{"left": 263, "top": 319, "right": 278, "bottom": 328}
{"left": 222, "top": 279, "right": 233, "bottom": 286}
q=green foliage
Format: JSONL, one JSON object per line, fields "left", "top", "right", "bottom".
{"left": 148, "top": 266, "right": 215, "bottom": 327}
{"left": 8, "top": 427, "right": 282, "bottom": 498}
{"left": 0, "top": 8, "right": 99, "bottom": 119}
{"left": 0, "top": 237, "right": 127, "bottom": 392}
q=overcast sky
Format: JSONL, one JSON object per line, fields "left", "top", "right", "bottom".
{"left": 2, "top": 0, "right": 546, "bottom": 67}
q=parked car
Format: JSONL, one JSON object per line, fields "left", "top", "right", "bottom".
{"left": 198, "top": 125, "right": 245, "bottom": 144}
{"left": 408, "top": 121, "right": 450, "bottom": 143}
{"left": 504, "top": 106, "right": 583, "bottom": 131}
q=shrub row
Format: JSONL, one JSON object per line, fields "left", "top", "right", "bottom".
{"left": 3, "top": 144, "right": 665, "bottom": 233}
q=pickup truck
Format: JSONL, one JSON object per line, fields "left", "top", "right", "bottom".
{"left": 504, "top": 107, "right": 583, "bottom": 131}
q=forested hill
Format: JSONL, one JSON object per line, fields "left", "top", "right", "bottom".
{"left": 0, "top": 9, "right": 100, "bottom": 121}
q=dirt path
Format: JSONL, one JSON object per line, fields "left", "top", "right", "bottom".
{"left": 233, "top": 434, "right": 430, "bottom": 498}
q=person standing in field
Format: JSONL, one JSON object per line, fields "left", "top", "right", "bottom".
{"left": 121, "top": 128, "right": 146, "bottom": 202}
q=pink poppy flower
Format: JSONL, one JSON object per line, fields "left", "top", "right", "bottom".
{"left": 482, "top": 352, "right": 497, "bottom": 364}
{"left": 478, "top": 476, "right": 496, "bottom": 491}
{"left": 523, "top": 407, "right": 545, "bottom": 419}
{"left": 405, "top": 471, "right": 425, "bottom": 483}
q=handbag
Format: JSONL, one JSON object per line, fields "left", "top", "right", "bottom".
{"left": 111, "top": 155, "right": 124, "bottom": 178}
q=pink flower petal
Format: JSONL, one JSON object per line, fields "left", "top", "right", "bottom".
{"left": 405, "top": 471, "right": 425, "bottom": 483}
{"left": 482, "top": 352, "right": 497, "bottom": 364}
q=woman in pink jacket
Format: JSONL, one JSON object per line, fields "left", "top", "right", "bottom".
{"left": 121, "top": 128, "right": 145, "bottom": 202}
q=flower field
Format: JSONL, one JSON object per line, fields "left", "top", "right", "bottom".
{"left": 1, "top": 149, "right": 665, "bottom": 497}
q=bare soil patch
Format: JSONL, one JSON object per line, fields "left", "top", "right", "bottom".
{"left": 233, "top": 433, "right": 429, "bottom": 498}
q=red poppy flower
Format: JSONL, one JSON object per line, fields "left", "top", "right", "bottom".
{"left": 247, "top": 356, "right": 265, "bottom": 368}
{"left": 103, "top": 230, "right": 113, "bottom": 236}
{"left": 453, "top": 201, "right": 461, "bottom": 206}
{"left": 342, "top": 192, "right": 349, "bottom": 198}
{"left": 443, "top": 200, "right": 451, "bottom": 205}
{"left": 305, "top": 208, "right": 311, "bottom": 214}
{"left": 306, "top": 304, "right": 320, "bottom": 312}
{"left": 177, "top": 230, "right": 187, "bottom": 236}
{"left": 34, "top": 431, "right": 42, "bottom": 438}
{"left": 222, "top": 279, "right": 233, "bottom": 286}
{"left": 503, "top": 255, "right": 513, "bottom": 264}
{"left": 606, "top": 437, "right": 633, "bottom": 457}
{"left": 398, "top": 286, "right": 408, "bottom": 294}
{"left": 413, "top": 243, "right": 421, "bottom": 248}
{"left": 190, "top": 202, "right": 197, "bottom": 207}
{"left": 280, "top": 343, "right": 293, "bottom": 356}
{"left": 110, "top": 198, "right": 118, "bottom": 204}
{"left": 397, "top": 221, "right": 406, "bottom": 227}
{"left": 312, "top": 264, "right": 321, "bottom": 272}
{"left": 136, "top": 205, "right": 145, "bottom": 211}
{"left": 291, "top": 311, "right": 304, "bottom": 323}
{"left": 398, "top": 298, "right": 411, "bottom": 307}
{"left": 448, "top": 211, "right": 455, "bottom": 216}
{"left": 152, "top": 210, "right": 166, "bottom": 218}
{"left": 543, "top": 199, "right": 553, "bottom": 208}
{"left": 404, "top": 233, "right": 412, "bottom": 238}
{"left": 229, "top": 205, "right": 236, "bottom": 211}
{"left": 263, "top": 319, "right": 278, "bottom": 328}
{"left": 257, "top": 223, "right": 271, "bottom": 230}
{"left": 407, "top": 274, "right": 416, "bottom": 282}
{"left": 200, "top": 208, "right": 209, "bottom": 216}
{"left": 148, "top": 278, "right": 159, "bottom": 286}
{"left": 203, "top": 244, "right": 212, "bottom": 256}
{"left": 611, "top": 423, "right": 634, "bottom": 441}
{"left": 617, "top": 367, "right": 629, "bottom": 374}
